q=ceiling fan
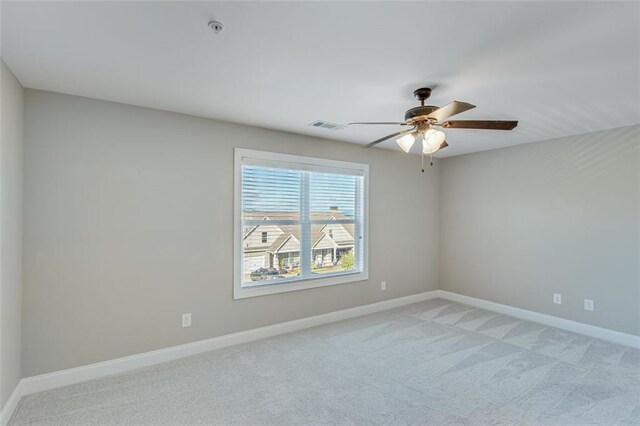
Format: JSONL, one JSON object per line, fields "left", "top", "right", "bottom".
{"left": 348, "top": 87, "right": 518, "bottom": 171}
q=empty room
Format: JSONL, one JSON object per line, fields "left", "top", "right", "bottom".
{"left": 1, "top": 1, "right": 639, "bottom": 425}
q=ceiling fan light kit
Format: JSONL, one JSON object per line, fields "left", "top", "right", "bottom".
{"left": 394, "top": 129, "right": 445, "bottom": 154}
{"left": 396, "top": 132, "right": 419, "bottom": 153}
{"left": 422, "top": 129, "right": 446, "bottom": 154}
{"left": 349, "top": 87, "right": 518, "bottom": 172}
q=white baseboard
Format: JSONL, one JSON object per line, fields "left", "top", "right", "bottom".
{"left": 436, "top": 290, "right": 640, "bottom": 349}
{"left": 4, "top": 289, "right": 638, "bottom": 425}
{"left": 1, "top": 290, "right": 440, "bottom": 425}
{"left": 0, "top": 385, "right": 22, "bottom": 426}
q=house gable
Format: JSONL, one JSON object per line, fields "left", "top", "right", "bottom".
{"left": 319, "top": 223, "right": 354, "bottom": 244}
{"left": 275, "top": 235, "right": 300, "bottom": 253}
{"left": 243, "top": 219, "right": 284, "bottom": 250}
{"left": 313, "top": 233, "right": 338, "bottom": 250}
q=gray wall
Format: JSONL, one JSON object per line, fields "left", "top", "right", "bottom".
{"left": 20, "top": 88, "right": 640, "bottom": 379}
{"left": 22, "top": 90, "right": 440, "bottom": 377}
{"left": 439, "top": 125, "right": 640, "bottom": 336}
{"left": 1, "top": 60, "right": 23, "bottom": 407}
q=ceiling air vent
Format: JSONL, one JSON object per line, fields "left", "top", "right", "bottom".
{"left": 309, "top": 120, "right": 345, "bottom": 131}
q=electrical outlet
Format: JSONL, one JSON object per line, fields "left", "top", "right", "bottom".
{"left": 584, "top": 299, "right": 594, "bottom": 311}
{"left": 553, "top": 293, "right": 562, "bottom": 305}
{"left": 182, "top": 313, "right": 192, "bottom": 328}
{"left": 381, "top": 281, "right": 386, "bottom": 291}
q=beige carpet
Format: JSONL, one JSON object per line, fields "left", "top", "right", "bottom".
{"left": 10, "top": 298, "right": 640, "bottom": 425}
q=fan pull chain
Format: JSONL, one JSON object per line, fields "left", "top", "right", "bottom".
{"left": 421, "top": 151, "right": 436, "bottom": 172}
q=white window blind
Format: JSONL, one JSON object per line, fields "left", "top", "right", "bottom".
{"left": 234, "top": 149, "right": 368, "bottom": 299}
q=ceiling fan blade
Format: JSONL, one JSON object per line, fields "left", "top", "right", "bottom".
{"left": 363, "top": 129, "right": 414, "bottom": 148}
{"left": 441, "top": 120, "right": 518, "bottom": 130}
{"left": 427, "top": 101, "right": 476, "bottom": 121}
{"left": 439, "top": 141, "right": 449, "bottom": 149}
{"left": 348, "top": 121, "right": 411, "bottom": 126}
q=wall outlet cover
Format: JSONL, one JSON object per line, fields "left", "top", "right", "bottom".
{"left": 553, "top": 294, "right": 562, "bottom": 304}
{"left": 584, "top": 299, "right": 594, "bottom": 311}
{"left": 182, "top": 313, "right": 192, "bottom": 327}
{"left": 381, "top": 281, "right": 386, "bottom": 291}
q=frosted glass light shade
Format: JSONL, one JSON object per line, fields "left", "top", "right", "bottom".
{"left": 422, "top": 129, "right": 446, "bottom": 154}
{"left": 396, "top": 133, "right": 417, "bottom": 153}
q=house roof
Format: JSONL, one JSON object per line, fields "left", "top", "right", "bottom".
{"left": 243, "top": 211, "right": 355, "bottom": 253}
{"left": 270, "top": 233, "right": 295, "bottom": 253}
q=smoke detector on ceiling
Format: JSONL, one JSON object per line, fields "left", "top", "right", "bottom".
{"left": 208, "top": 20, "right": 224, "bottom": 34}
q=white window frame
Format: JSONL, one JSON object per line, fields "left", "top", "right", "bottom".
{"left": 234, "top": 148, "right": 369, "bottom": 300}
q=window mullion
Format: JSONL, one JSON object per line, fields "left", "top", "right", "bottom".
{"left": 354, "top": 176, "right": 363, "bottom": 272}
{"left": 299, "top": 171, "right": 311, "bottom": 278}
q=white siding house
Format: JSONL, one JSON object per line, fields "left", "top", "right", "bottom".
{"left": 242, "top": 211, "right": 355, "bottom": 279}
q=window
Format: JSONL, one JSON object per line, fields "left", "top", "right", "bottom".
{"left": 234, "top": 148, "right": 368, "bottom": 299}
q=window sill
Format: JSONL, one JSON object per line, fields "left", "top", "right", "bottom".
{"left": 233, "top": 271, "right": 369, "bottom": 300}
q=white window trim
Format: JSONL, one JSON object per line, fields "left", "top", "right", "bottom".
{"left": 233, "top": 148, "right": 369, "bottom": 300}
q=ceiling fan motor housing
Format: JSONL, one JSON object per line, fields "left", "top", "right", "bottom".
{"left": 404, "top": 105, "right": 439, "bottom": 121}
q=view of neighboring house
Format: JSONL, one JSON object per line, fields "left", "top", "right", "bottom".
{"left": 242, "top": 208, "right": 355, "bottom": 279}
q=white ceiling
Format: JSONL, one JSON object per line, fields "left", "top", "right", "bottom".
{"left": 2, "top": 1, "right": 639, "bottom": 157}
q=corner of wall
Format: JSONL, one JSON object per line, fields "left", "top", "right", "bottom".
{"left": 435, "top": 155, "right": 447, "bottom": 292}
{"left": 0, "top": 58, "right": 25, "bottom": 414}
